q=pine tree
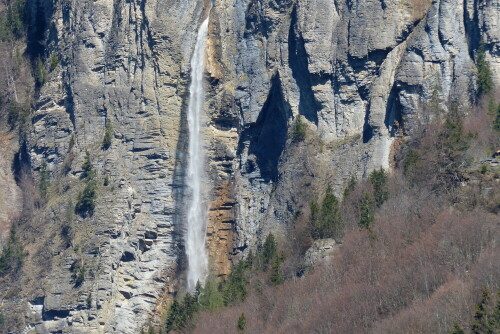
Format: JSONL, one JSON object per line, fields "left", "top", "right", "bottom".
{"left": 320, "top": 187, "right": 342, "bottom": 238}
{"left": 270, "top": 253, "right": 285, "bottom": 285}
{"left": 471, "top": 287, "right": 493, "bottom": 334}
{"left": 81, "top": 151, "right": 94, "bottom": 179}
{"left": 310, "top": 187, "right": 343, "bottom": 239}
{"left": 490, "top": 290, "right": 500, "bottom": 331}
{"left": 359, "top": 194, "right": 375, "bottom": 229}
{"left": 165, "top": 300, "right": 181, "bottom": 332}
{"left": 262, "top": 233, "right": 277, "bottom": 268}
{"left": 476, "top": 44, "right": 493, "bottom": 97}
{"left": 369, "top": 168, "right": 389, "bottom": 207}
{"left": 343, "top": 176, "right": 357, "bottom": 198}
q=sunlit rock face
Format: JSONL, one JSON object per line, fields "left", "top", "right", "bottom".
{"left": 1, "top": 0, "right": 497, "bottom": 332}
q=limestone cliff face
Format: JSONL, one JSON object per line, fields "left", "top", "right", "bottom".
{"left": 0, "top": 0, "right": 498, "bottom": 332}
{"left": 205, "top": 0, "right": 500, "bottom": 256}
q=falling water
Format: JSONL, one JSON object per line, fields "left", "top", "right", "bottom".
{"left": 185, "top": 16, "right": 210, "bottom": 292}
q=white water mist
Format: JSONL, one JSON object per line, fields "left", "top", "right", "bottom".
{"left": 185, "top": 16, "right": 210, "bottom": 292}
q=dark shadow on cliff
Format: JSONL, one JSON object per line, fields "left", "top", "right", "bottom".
{"left": 288, "top": 7, "right": 319, "bottom": 124}
{"left": 385, "top": 84, "right": 403, "bottom": 136}
{"left": 25, "top": 0, "right": 53, "bottom": 58}
{"left": 238, "top": 74, "right": 291, "bottom": 182}
{"left": 172, "top": 74, "right": 190, "bottom": 279}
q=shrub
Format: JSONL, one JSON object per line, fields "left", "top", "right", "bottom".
{"left": 343, "top": 176, "right": 357, "bottom": 198}
{"left": 292, "top": 115, "right": 307, "bottom": 142}
{"left": 49, "top": 52, "right": 58, "bottom": 72}
{"left": 68, "top": 134, "right": 75, "bottom": 150}
{"left": 70, "top": 260, "right": 85, "bottom": 287}
{"left": 39, "top": 162, "right": 50, "bottom": 199}
{"left": 448, "top": 323, "right": 465, "bottom": 334}
{"left": 35, "top": 56, "right": 47, "bottom": 86}
{"left": 0, "top": 0, "right": 26, "bottom": 41}
{"left": 476, "top": 44, "right": 493, "bottom": 97}
{"left": 0, "top": 226, "right": 24, "bottom": 276}
{"left": 6, "top": 101, "right": 29, "bottom": 129}
{"left": 81, "top": 151, "right": 94, "bottom": 179}
{"left": 75, "top": 180, "right": 97, "bottom": 217}
{"left": 102, "top": 121, "right": 113, "bottom": 150}
{"left": 237, "top": 313, "right": 246, "bottom": 332}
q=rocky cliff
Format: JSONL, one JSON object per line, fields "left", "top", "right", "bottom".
{"left": 0, "top": 0, "right": 498, "bottom": 332}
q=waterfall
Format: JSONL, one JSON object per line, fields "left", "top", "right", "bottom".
{"left": 185, "top": 16, "right": 210, "bottom": 292}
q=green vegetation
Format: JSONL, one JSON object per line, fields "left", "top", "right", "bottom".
{"left": 358, "top": 193, "right": 375, "bottom": 229}
{"left": 69, "top": 134, "right": 75, "bottom": 150}
{"left": 103, "top": 174, "right": 109, "bottom": 186}
{"left": 0, "top": 226, "right": 24, "bottom": 276}
{"left": 197, "top": 280, "right": 224, "bottom": 310}
{"left": 261, "top": 233, "right": 277, "bottom": 268}
{"left": 492, "top": 102, "right": 500, "bottom": 132}
{"left": 102, "top": 121, "right": 113, "bottom": 150}
{"left": 403, "top": 149, "right": 420, "bottom": 175}
{"left": 237, "top": 313, "right": 247, "bottom": 332}
{"left": 75, "top": 151, "right": 97, "bottom": 217}
{"left": 49, "top": 52, "right": 59, "bottom": 72}
{"left": 310, "top": 187, "right": 343, "bottom": 239}
{"left": 39, "top": 161, "right": 50, "bottom": 199}
{"left": 81, "top": 151, "right": 94, "bottom": 180}
{"left": 6, "top": 101, "right": 29, "bottom": 129}
{"left": 0, "top": 311, "right": 3, "bottom": 328}
{"left": 86, "top": 293, "right": 92, "bottom": 309}
{"left": 270, "top": 252, "right": 285, "bottom": 285}
{"left": 75, "top": 180, "right": 97, "bottom": 217}
{"left": 343, "top": 176, "right": 357, "bottom": 198}
{"left": 165, "top": 293, "right": 199, "bottom": 332}
{"left": 0, "top": 0, "right": 26, "bottom": 41}
{"left": 35, "top": 56, "right": 47, "bottom": 86}
{"left": 70, "top": 260, "right": 85, "bottom": 287}
{"left": 476, "top": 44, "right": 493, "bottom": 97}
{"left": 184, "top": 98, "right": 500, "bottom": 334}
{"left": 61, "top": 203, "right": 73, "bottom": 246}
{"left": 441, "top": 111, "right": 469, "bottom": 155}
{"left": 470, "top": 287, "right": 500, "bottom": 334}
{"left": 291, "top": 114, "right": 307, "bottom": 142}
{"left": 165, "top": 234, "right": 283, "bottom": 332}
{"left": 448, "top": 323, "right": 465, "bottom": 334}
{"left": 221, "top": 258, "right": 251, "bottom": 305}
{"left": 369, "top": 168, "right": 389, "bottom": 207}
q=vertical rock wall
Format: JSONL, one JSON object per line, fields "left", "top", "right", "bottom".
{"left": 0, "top": 0, "right": 497, "bottom": 332}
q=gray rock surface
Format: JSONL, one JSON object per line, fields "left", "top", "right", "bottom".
{"left": 0, "top": 0, "right": 498, "bottom": 332}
